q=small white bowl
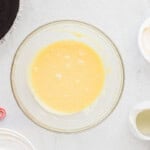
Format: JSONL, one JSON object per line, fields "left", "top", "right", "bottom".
{"left": 138, "top": 17, "right": 150, "bottom": 62}
{"left": 129, "top": 101, "right": 150, "bottom": 141}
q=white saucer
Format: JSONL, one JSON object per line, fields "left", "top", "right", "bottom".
{"left": 0, "top": 128, "right": 35, "bottom": 150}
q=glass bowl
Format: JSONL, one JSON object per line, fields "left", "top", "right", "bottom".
{"left": 11, "top": 20, "right": 124, "bottom": 133}
{"left": 0, "top": 128, "right": 35, "bottom": 150}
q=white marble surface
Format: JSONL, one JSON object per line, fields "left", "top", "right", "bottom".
{"left": 1, "top": 0, "right": 150, "bottom": 149}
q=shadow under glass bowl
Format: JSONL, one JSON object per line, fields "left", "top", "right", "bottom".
{"left": 10, "top": 20, "right": 124, "bottom": 133}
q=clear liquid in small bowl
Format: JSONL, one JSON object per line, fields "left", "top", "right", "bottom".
{"left": 136, "top": 109, "right": 150, "bottom": 136}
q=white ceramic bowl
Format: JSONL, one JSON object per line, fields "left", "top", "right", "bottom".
{"left": 129, "top": 101, "right": 150, "bottom": 141}
{"left": 138, "top": 17, "right": 150, "bottom": 62}
{"left": 11, "top": 20, "right": 124, "bottom": 133}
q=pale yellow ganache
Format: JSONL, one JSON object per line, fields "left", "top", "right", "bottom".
{"left": 29, "top": 40, "right": 105, "bottom": 114}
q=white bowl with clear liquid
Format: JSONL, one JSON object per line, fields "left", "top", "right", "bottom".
{"left": 129, "top": 101, "right": 150, "bottom": 141}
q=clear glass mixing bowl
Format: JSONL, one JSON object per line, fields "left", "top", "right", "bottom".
{"left": 11, "top": 20, "right": 124, "bottom": 133}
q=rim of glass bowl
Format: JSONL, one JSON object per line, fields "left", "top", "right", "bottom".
{"left": 10, "top": 20, "right": 125, "bottom": 133}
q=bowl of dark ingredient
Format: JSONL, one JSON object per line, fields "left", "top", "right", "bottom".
{"left": 0, "top": 0, "right": 19, "bottom": 39}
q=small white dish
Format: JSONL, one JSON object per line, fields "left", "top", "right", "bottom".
{"left": 138, "top": 17, "right": 150, "bottom": 62}
{"left": 129, "top": 101, "right": 150, "bottom": 141}
{"left": 0, "top": 128, "right": 35, "bottom": 150}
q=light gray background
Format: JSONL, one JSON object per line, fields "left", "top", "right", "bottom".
{"left": 0, "top": 0, "right": 150, "bottom": 149}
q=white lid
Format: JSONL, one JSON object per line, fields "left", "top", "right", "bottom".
{"left": 0, "top": 128, "right": 35, "bottom": 150}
